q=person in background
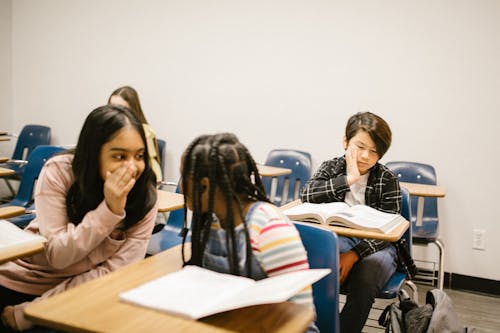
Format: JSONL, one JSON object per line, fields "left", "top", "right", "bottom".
{"left": 301, "top": 111, "right": 401, "bottom": 333}
{"left": 108, "top": 85, "right": 163, "bottom": 183}
{"left": 0, "top": 105, "right": 158, "bottom": 331}
{"left": 180, "top": 133, "right": 319, "bottom": 332}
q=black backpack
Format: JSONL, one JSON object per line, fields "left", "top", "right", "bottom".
{"left": 379, "top": 289, "right": 474, "bottom": 333}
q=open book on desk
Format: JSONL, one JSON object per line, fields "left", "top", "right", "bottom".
{"left": 283, "top": 202, "right": 406, "bottom": 234}
{"left": 0, "top": 219, "right": 46, "bottom": 263}
{"left": 120, "top": 265, "right": 330, "bottom": 320}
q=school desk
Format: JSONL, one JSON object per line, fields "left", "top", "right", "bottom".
{"left": 157, "top": 189, "right": 184, "bottom": 212}
{"left": 24, "top": 244, "right": 314, "bottom": 333}
{"left": 257, "top": 164, "right": 292, "bottom": 205}
{"left": 0, "top": 206, "right": 26, "bottom": 219}
{"left": 257, "top": 164, "right": 292, "bottom": 177}
{"left": 0, "top": 239, "right": 44, "bottom": 265}
{"left": 0, "top": 218, "right": 45, "bottom": 264}
{"left": 399, "top": 182, "right": 446, "bottom": 227}
{"left": 0, "top": 131, "right": 10, "bottom": 141}
{"left": 280, "top": 200, "right": 409, "bottom": 242}
{"left": 0, "top": 157, "right": 8, "bottom": 163}
{"left": 0, "top": 167, "right": 15, "bottom": 176}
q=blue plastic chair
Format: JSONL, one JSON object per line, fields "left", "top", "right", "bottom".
{"left": 377, "top": 187, "right": 417, "bottom": 300}
{"left": 147, "top": 184, "right": 189, "bottom": 254}
{"left": 1, "top": 145, "right": 65, "bottom": 228}
{"left": 261, "top": 149, "right": 312, "bottom": 206}
{"left": 294, "top": 221, "right": 340, "bottom": 333}
{"left": 343, "top": 188, "right": 417, "bottom": 331}
{"left": 386, "top": 161, "right": 444, "bottom": 290}
{"left": 1, "top": 125, "right": 51, "bottom": 196}
{"left": 157, "top": 138, "right": 166, "bottom": 180}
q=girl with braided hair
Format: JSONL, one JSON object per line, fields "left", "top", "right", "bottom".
{"left": 180, "top": 133, "right": 319, "bottom": 332}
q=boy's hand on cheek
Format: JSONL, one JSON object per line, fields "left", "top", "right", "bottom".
{"left": 103, "top": 163, "right": 137, "bottom": 215}
{"left": 345, "top": 146, "right": 360, "bottom": 185}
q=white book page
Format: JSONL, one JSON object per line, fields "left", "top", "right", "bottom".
{"left": 213, "top": 268, "right": 331, "bottom": 313}
{"left": 120, "top": 266, "right": 253, "bottom": 319}
{"left": 0, "top": 219, "right": 46, "bottom": 249}
{"left": 333, "top": 205, "right": 401, "bottom": 231}
{"left": 120, "top": 266, "right": 331, "bottom": 320}
{"left": 283, "top": 202, "right": 349, "bottom": 222}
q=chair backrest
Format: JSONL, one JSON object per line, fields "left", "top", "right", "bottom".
{"left": 377, "top": 187, "right": 414, "bottom": 299}
{"left": 165, "top": 183, "right": 185, "bottom": 230}
{"left": 400, "top": 187, "right": 413, "bottom": 249}
{"left": 9, "top": 145, "right": 66, "bottom": 207}
{"left": 293, "top": 222, "right": 340, "bottom": 333}
{"left": 147, "top": 183, "right": 188, "bottom": 254}
{"left": 157, "top": 138, "right": 166, "bottom": 180}
{"left": 261, "top": 149, "right": 312, "bottom": 206}
{"left": 385, "top": 161, "right": 439, "bottom": 238}
{"left": 11, "top": 125, "right": 51, "bottom": 160}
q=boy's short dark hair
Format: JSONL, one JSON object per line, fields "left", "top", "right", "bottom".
{"left": 345, "top": 112, "right": 392, "bottom": 158}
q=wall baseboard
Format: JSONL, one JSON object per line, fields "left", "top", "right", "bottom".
{"left": 413, "top": 268, "right": 500, "bottom": 297}
{"left": 444, "top": 272, "right": 500, "bottom": 297}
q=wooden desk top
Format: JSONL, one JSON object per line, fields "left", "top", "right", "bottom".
{"left": 0, "top": 157, "right": 8, "bottom": 163}
{"left": 327, "top": 221, "right": 408, "bottom": 242}
{"left": 257, "top": 164, "right": 292, "bottom": 177}
{"left": 25, "top": 245, "right": 314, "bottom": 333}
{"left": 0, "top": 241, "right": 45, "bottom": 265}
{"left": 399, "top": 182, "right": 446, "bottom": 198}
{"left": 281, "top": 200, "right": 409, "bottom": 242}
{"left": 0, "top": 220, "right": 45, "bottom": 264}
{"left": 0, "top": 167, "right": 15, "bottom": 176}
{"left": 157, "top": 190, "right": 184, "bottom": 213}
{"left": 0, "top": 206, "right": 26, "bottom": 219}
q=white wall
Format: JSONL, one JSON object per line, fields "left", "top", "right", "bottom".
{"left": 6, "top": 0, "right": 500, "bottom": 280}
{"left": 0, "top": 0, "right": 12, "bottom": 158}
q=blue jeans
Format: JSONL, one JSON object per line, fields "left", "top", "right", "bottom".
{"left": 338, "top": 236, "right": 397, "bottom": 333}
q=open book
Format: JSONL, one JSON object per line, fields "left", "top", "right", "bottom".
{"left": 283, "top": 202, "right": 405, "bottom": 234}
{"left": 0, "top": 219, "right": 46, "bottom": 253}
{"left": 120, "top": 265, "right": 330, "bottom": 320}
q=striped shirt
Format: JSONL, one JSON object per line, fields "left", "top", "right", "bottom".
{"left": 300, "top": 156, "right": 401, "bottom": 258}
{"left": 205, "top": 201, "right": 314, "bottom": 308}
{"left": 248, "top": 202, "right": 313, "bottom": 306}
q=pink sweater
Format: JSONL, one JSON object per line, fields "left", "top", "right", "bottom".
{"left": 0, "top": 154, "right": 158, "bottom": 330}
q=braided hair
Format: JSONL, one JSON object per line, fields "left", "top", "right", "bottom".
{"left": 180, "top": 133, "right": 270, "bottom": 277}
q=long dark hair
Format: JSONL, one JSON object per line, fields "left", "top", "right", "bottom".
{"left": 66, "top": 105, "right": 157, "bottom": 230}
{"left": 181, "top": 133, "right": 269, "bottom": 276}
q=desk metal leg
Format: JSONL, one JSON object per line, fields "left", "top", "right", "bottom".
{"left": 269, "top": 177, "right": 277, "bottom": 203}
{"left": 416, "top": 196, "right": 424, "bottom": 226}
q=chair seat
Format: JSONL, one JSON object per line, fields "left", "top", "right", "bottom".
{"left": 412, "top": 216, "right": 439, "bottom": 240}
{"left": 8, "top": 212, "right": 36, "bottom": 228}
{"left": 378, "top": 271, "right": 407, "bottom": 299}
{"left": 413, "top": 236, "right": 439, "bottom": 244}
{"left": 147, "top": 226, "right": 191, "bottom": 255}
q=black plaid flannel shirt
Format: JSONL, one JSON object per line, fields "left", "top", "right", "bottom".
{"left": 300, "top": 156, "right": 402, "bottom": 259}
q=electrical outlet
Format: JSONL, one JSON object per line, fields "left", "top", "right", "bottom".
{"left": 472, "top": 229, "right": 486, "bottom": 250}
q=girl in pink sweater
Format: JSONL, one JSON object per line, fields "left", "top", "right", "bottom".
{"left": 0, "top": 105, "right": 158, "bottom": 331}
